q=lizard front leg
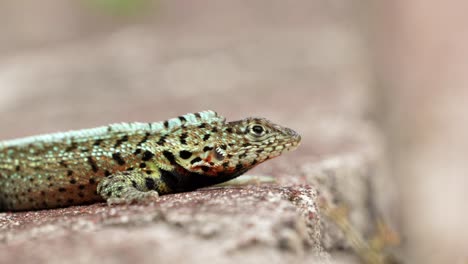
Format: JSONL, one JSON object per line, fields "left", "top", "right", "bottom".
{"left": 97, "top": 170, "right": 160, "bottom": 205}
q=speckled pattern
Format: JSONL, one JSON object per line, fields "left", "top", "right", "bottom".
{"left": 0, "top": 111, "right": 300, "bottom": 211}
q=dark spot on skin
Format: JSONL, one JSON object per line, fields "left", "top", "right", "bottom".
{"left": 104, "top": 170, "right": 111, "bottom": 177}
{"left": 131, "top": 180, "right": 137, "bottom": 188}
{"left": 203, "top": 146, "right": 213, "bottom": 152}
{"left": 142, "top": 151, "right": 155, "bottom": 161}
{"left": 70, "top": 179, "right": 77, "bottom": 184}
{"left": 180, "top": 133, "right": 188, "bottom": 145}
{"left": 59, "top": 161, "right": 68, "bottom": 168}
{"left": 145, "top": 177, "right": 155, "bottom": 189}
{"left": 58, "top": 187, "right": 66, "bottom": 192}
{"left": 139, "top": 163, "right": 147, "bottom": 168}
{"left": 93, "top": 139, "right": 103, "bottom": 147}
{"left": 179, "top": 150, "right": 192, "bottom": 159}
{"left": 117, "top": 186, "right": 123, "bottom": 191}
{"left": 114, "top": 135, "right": 129, "bottom": 148}
{"left": 212, "top": 127, "right": 218, "bottom": 133}
{"left": 178, "top": 116, "right": 187, "bottom": 123}
{"left": 203, "top": 134, "right": 210, "bottom": 141}
{"left": 198, "top": 123, "right": 206, "bottom": 128}
{"left": 29, "top": 178, "right": 34, "bottom": 182}
{"left": 87, "top": 156, "right": 99, "bottom": 172}
{"left": 66, "top": 141, "right": 78, "bottom": 151}
{"left": 163, "top": 151, "right": 176, "bottom": 164}
{"left": 157, "top": 135, "right": 167, "bottom": 145}
{"left": 190, "top": 157, "right": 202, "bottom": 164}
{"left": 146, "top": 170, "right": 153, "bottom": 175}
{"left": 79, "top": 185, "right": 85, "bottom": 190}
{"left": 163, "top": 120, "right": 169, "bottom": 128}
{"left": 67, "top": 170, "right": 73, "bottom": 176}
{"left": 226, "top": 127, "right": 233, "bottom": 133}
{"left": 137, "top": 133, "right": 150, "bottom": 146}
{"left": 89, "top": 178, "right": 96, "bottom": 184}
{"left": 134, "top": 148, "right": 142, "bottom": 155}
{"left": 47, "top": 176, "right": 52, "bottom": 181}
{"left": 112, "top": 153, "right": 126, "bottom": 165}
{"left": 235, "top": 164, "right": 243, "bottom": 171}
{"left": 200, "top": 166, "right": 210, "bottom": 172}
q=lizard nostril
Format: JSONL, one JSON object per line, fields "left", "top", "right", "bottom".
{"left": 296, "top": 134, "right": 301, "bottom": 143}
{"left": 285, "top": 128, "right": 301, "bottom": 142}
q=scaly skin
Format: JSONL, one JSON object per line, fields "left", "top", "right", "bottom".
{"left": 0, "top": 110, "right": 301, "bottom": 211}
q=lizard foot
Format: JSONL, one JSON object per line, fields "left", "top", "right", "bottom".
{"left": 97, "top": 171, "right": 160, "bottom": 206}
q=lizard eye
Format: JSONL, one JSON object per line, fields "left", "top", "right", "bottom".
{"left": 250, "top": 125, "right": 266, "bottom": 136}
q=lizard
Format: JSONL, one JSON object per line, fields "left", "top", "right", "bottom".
{"left": 0, "top": 110, "right": 301, "bottom": 211}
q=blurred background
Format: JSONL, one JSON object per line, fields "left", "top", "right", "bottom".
{"left": 0, "top": 1, "right": 467, "bottom": 263}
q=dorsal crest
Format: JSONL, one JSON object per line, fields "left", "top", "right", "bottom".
{"left": 156, "top": 110, "right": 225, "bottom": 132}
{"left": 0, "top": 111, "right": 225, "bottom": 148}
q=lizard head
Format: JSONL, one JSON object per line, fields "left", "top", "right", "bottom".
{"left": 218, "top": 117, "right": 301, "bottom": 169}
{"left": 179, "top": 116, "right": 301, "bottom": 177}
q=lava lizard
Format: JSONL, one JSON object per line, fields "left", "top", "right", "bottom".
{"left": 0, "top": 110, "right": 301, "bottom": 211}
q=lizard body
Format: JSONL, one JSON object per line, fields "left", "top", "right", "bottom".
{"left": 0, "top": 110, "right": 301, "bottom": 211}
